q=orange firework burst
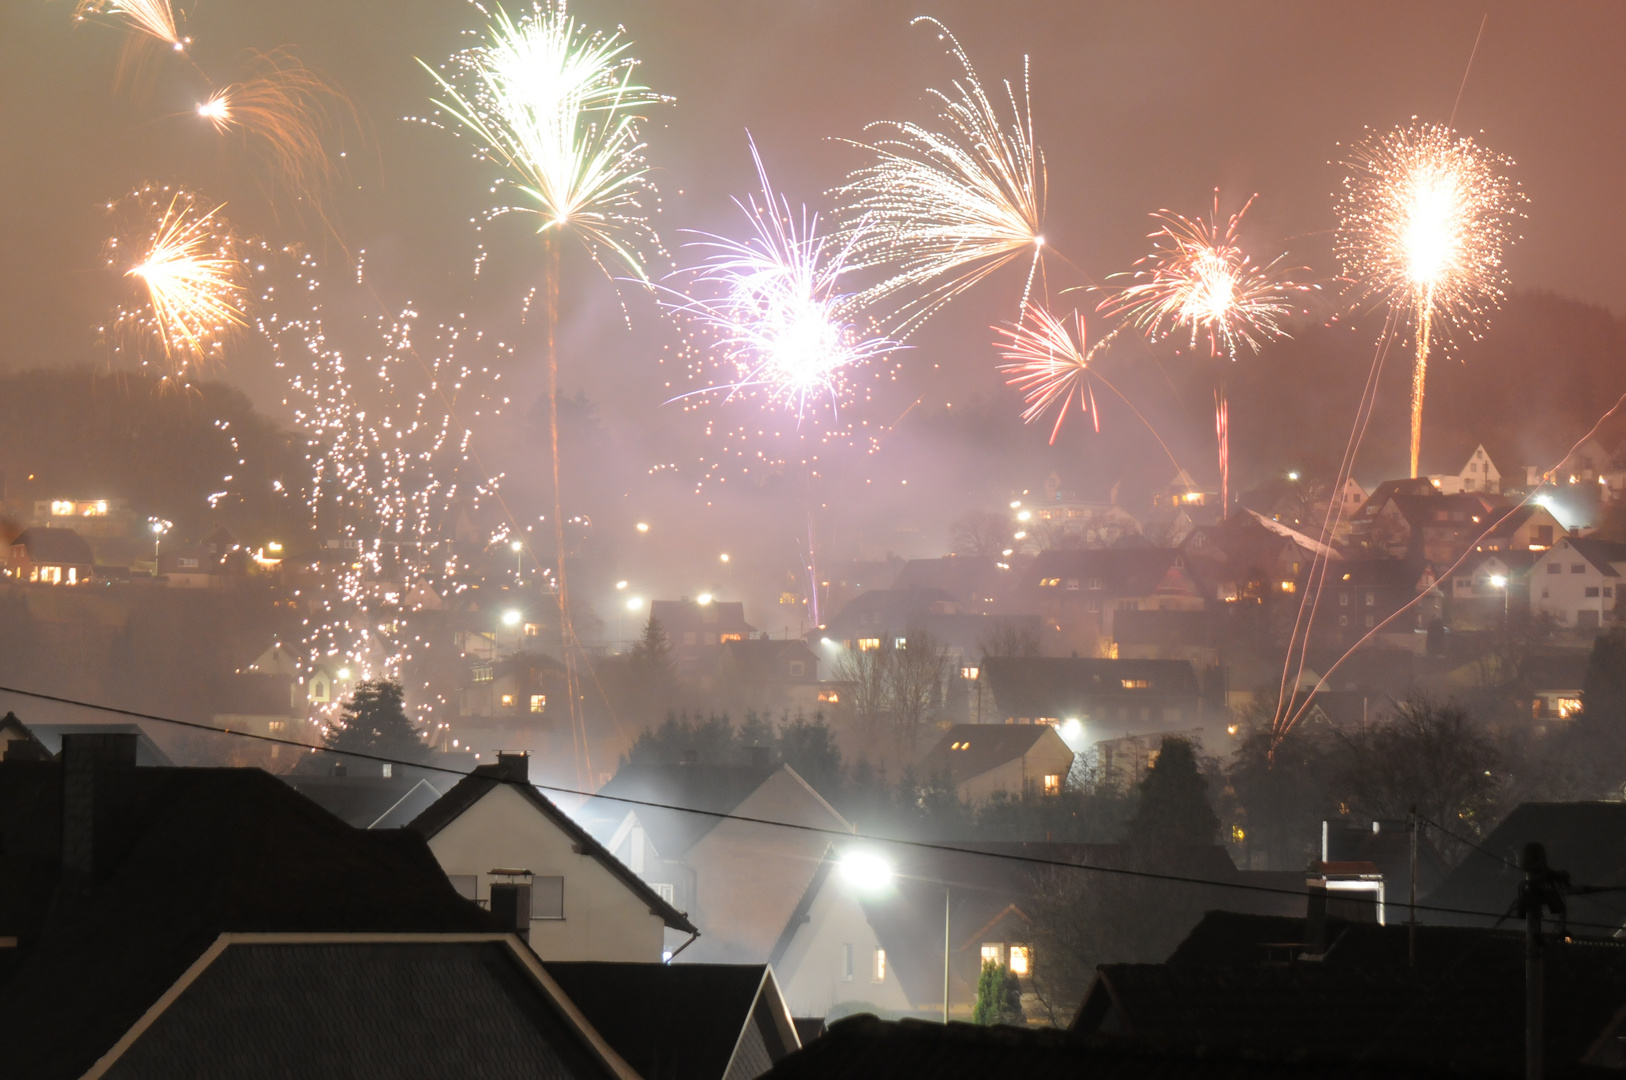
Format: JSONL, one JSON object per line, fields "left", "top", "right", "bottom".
{"left": 106, "top": 187, "right": 248, "bottom": 379}
{"left": 196, "top": 49, "right": 357, "bottom": 225}
{"left": 73, "top": 0, "right": 186, "bottom": 49}
{"left": 1334, "top": 121, "right": 1524, "bottom": 476}
{"left": 994, "top": 303, "right": 1117, "bottom": 443}
{"left": 1099, "top": 194, "right": 1308, "bottom": 359}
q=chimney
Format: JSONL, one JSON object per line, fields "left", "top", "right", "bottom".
{"left": 494, "top": 751, "right": 529, "bottom": 783}
{"left": 61, "top": 733, "right": 139, "bottom": 888}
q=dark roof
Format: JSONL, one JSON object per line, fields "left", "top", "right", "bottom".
{"left": 1075, "top": 939, "right": 1626, "bottom": 1076}
{"left": 1565, "top": 537, "right": 1626, "bottom": 576}
{"left": 1028, "top": 548, "right": 1187, "bottom": 598}
{"left": 98, "top": 939, "right": 620, "bottom": 1080}
{"left": 27, "top": 724, "right": 173, "bottom": 766}
{"left": 826, "top": 587, "right": 960, "bottom": 630}
{"left": 760, "top": 1013, "right": 1499, "bottom": 1080}
{"left": 369, "top": 777, "right": 447, "bottom": 828}
{"left": 1425, "top": 802, "right": 1626, "bottom": 930}
{"left": 1522, "top": 651, "right": 1590, "bottom": 691}
{"left": 892, "top": 557, "right": 1002, "bottom": 606}
{"left": 409, "top": 762, "right": 697, "bottom": 934}
{"left": 587, "top": 763, "right": 778, "bottom": 858}
{"left": 9, "top": 526, "right": 93, "bottom": 565}
{"left": 288, "top": 773, "right": 434, "bottom": 827}
{"left": 983, "top": 657, "right": 1202, "bottom": 720}
{"left": 0, "top": 761, "right": 497, "bottom": 1080}
{"left": 915, "top": 723, "right": 1063, "bottom": 784}
{"left": 546, "top": 962, "right": 793, "bottom": 1080}
{"left": 717, "top": 639, "right": 820, "bottom": 683}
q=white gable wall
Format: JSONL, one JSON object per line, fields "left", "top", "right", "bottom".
{"left": 774, "top": 873, "right": 916, "bottom": 1019}
{"left": 425, "top": 784, "right": 667, "bottom": 962}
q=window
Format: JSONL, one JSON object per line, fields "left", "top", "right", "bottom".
{"left": 1586, "top": 587, "right": 1601, "bottom": 598}
{"left": 1280, "top": 581, "right": 1297, "bottom": 593}
{"left": 1366, "top": 592, "right": 1375, "bottom": 606}
{"left": 788, "top": 660, "right": 806, "bottom": 677}
{"left": 651, "top": 882, "right": 675, "bottom": 904}
{"left": 500, "top": 693, "right": 515, "bottom": 707}
{"left": 381, "top": 763, "right": 392, "bottom": 778}
{"left": 1064, "top": 578, "right": 1080, "bottom": 591}
{"left": 1456, "top": 578, "right": 1471, "bottom": 589}
{"left": 1338, "top": 615, "right": 1348, "bottom": 626}
{"left": 268, "top": 720, "right": 285, "bottom": 733}
{"left": 523, "top": 623, "right": 540, "bottom": 637}
{"left": 981, "top": 944, "right": 1003, "bottom": 967}
{"left": 857, "top": 638, "right": 881, "bottom": 651}
{"left": 843, "top": 943, "right": 855, "bottom": 981}
{"left": 530, "top": 694, "right": 546, "bottom": 713}
{"left": 1542, "top": 588, "right": 1550, "bottom": 600}
{"left": 1548, "top": 563, "right": 1562, "bottom": 575}
{"left": 894, "top": 637, "right": 908, "bottom": 649}
{"left": 960, "top": 666, "right": 979, "bottom": 680}
{"left": 533, "top": 876, "right": 564, "bottom": 920}
{"left": 1340, "top": 594, "right": 1349, "bottom": 606}
{"left": 1039, "top": 577, "right": 1060, "bottom": 587}
{"left": 1042, "top": 774, "right": 1061, "bottom": 796}
{"left": 178, "top": 557, "right": 199, "bottom": 569}
{"left": 1008, "top": 945, "right": 1031, "bottom": 976}
{"left": 473, "top": 664, "right": 493, "bottom": 683}
{"left": 1121, "top": 679, "right": 1150, "bottom": 689}
{"left": 1574, "top": 564, "right": 1587, "bottom": 574}
{"left": 1086, "top": 599, "right": 1101, "bottom": 613}
{"left": 1087, "top": 577, "right": 1102, "bottom": 590}
{"left": 1365, "top": 615, "right": 1375, "bottom": 627}
{"left": 873, "top": 948, "right": 887, "bottom": 982}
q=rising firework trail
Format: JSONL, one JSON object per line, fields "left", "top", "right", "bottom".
{"left": 667, "top": 138, "right": 898, "bottom": 422}
{"left": 1334, "top": 122, "right": 1523, "bottom": 477}
{"left": 839, "top": 17, "right": 1045, "bottom": 336}
{"left": 104, "top": 186, "right": 248, "bottom": 382}
{"left": 1099, "top": 193, "right": 1310, "bottom": 512}
{"left": 422, "top": 0, "right": 667, "bottom": 783}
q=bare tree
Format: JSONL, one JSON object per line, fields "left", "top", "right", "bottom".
{"left": 978, "top": 621, "right": 1042, "bottom": 660}
{"left": 834, "top": 644, "right": 892, "bottom": 743}
{"left": 889, "top": 626, "right": 950, "bottom": 747}
{"left": 951, "top": 510, "right": 1011, "bottom": 557}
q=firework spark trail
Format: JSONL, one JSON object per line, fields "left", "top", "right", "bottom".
{"left": 196, "top": 49, "right": 358, "bottom": 229}
{"left": 666, "top": 138, "right": 898, "bottom": 422}
{"left": 419, "top": 1, "right": 667, "bottom": 278}
{"left": 1334, "top": 122, "right": 1523, "bottom": 477}
{"left": 104, "top": 186, "right": 248, "bottom": 382}
{"left": 73, "top": 0, "right": 184, "bottom": 49}
{"left": 992, "top": 302, "right": 1115, "bottom": 444}
{"left": 838, "top": 17, "right": 1045, "bottom": 336}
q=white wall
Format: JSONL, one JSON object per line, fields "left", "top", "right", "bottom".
{"left": 775, "top": 872, "right": 917, "bottom": 1020}
{"left": 425, "top": 783, "right": 668, "bottom": 962}
{"left": 1530, "top": 541, "right": 1618, "bottom": 628}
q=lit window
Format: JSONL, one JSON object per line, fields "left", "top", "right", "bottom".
{"left": 817, "top": 689, "right": 840, "bottom": 704}
{"left": 381, "top": 763, "right": 392, "bottom": 779}
{"left": 1042, "top": 774, "right": 1060, "bottom": 796}
{"left": 1008, "top": 945, "right": 1030, "bottom": 976}
{"left": 720, "top": 633, "right": 743, "bottom": 643}
{"left": 1121, "top": 679, "right": 1150, "bottom": 689}
{"left": 652, "top": 882, "right": 675, "bottom": 903}
{"left": 1557, "top": 697, "right": 1582, "bottom": 719}
{"left": 500, "top": 693, "right": 515, "bottom": 707}
{"left": 894, "top": 637, "right": 907, "bottom": 649}
{"left": 961, "top": 666, "right": 979, "bottom": 680}
{"left": 51, "top": 501, "right": 72, "bottom": 516}
{"left": 530, "top": 694, "right": 545, "bottom": 713}
{"left": 873, "top": 948, "right": 887, "bottom": 982}
{"left": 523, "top": 623, "right": 539, "bottom": 637}
{"left": 1280, "top": 581, "right": 1297, "bottom": 593}
{"left": 1064, "top": 578, "right": 1080, "bottom": 591}
{"left": 981, "top": 944, "right": 1003, "bottom": 967}
{"left": 857, "top": 638, "right": 881, "bottom": 651}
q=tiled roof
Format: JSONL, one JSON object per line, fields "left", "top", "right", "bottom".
{"left": 9, "top": 527, "right": 93, "bottom": 566}
{"left": 409, "top": 763, "right": 697, "bottom": 934}
{"left": 545, "top": 962, "right": 795, "bottom": 1080}
{"left": 915, "top": 724, "right": 1062, "bottom": 785}
{"left": 983, "top": 657, "right": 1202, "bottom": 720}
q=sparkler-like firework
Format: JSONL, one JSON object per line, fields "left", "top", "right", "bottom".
{"left": 1099, "top": 195, "right": 1306, "bottom": 359}
{"left": 994, "top": 303, "right": 1114, "bottom": 444}
{"left": 669, "top": 139, "right": 897, "bottom": 421}
{"left": 839, "top": 17, "right": 1045, "bottom": 335}
{"left": 1335, "top": 122, "right": 1523, "bottom": 477}
{"left": 105, "top": 186, "right": 248, "bottom": 381}
{"left": 73, "top": 0, "right": 185, "bottom": 50}
{"left": 420, "top": 1, "right": 666, "bottom": 277}
{"left": 196, "top": 49, "right": 356, "bottom": 224}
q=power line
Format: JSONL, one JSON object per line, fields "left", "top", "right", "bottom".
{"left": 4, "top": 679, "right": 1625, "bottom": 935}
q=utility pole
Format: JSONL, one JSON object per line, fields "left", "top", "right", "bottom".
{"left": 1517, "top": 842, "right": 1569, "bottom": 1080}
{"left": 942, "top": 885, "right": 951, "bottom": 1023}
{"left": 1408, "top": 805, "right": 1418, "bottom": 970}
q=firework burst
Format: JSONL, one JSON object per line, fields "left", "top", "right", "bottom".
{"left": 668, "top": 139, "right": 898, "bottom": 421}
{"left": 105, "top": 186, "right": 248, "bottom": 380}
{"left": 994, "top": 303, "right": 1116, "bottom": 444}
{"left": 1334, "top": 121, "right": 1523, "bottom": 476}
{"left": 420, "top": 1, "right": 667, "bottom": 277}
{"left": 73, "top": 0, "right": 185, "bottom": 49}
{"left": 838, "top": 17, "right": 1045, "bottom": 335}
{"left": 1099, "top": 194, "right": 1308, "bottom": 358}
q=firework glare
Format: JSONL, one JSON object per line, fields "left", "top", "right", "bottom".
{"left": 73, "top": 0, "right": 186, "bottom": 50}
{"left": 666, "top": 138, "right": 899, "bottom": 421}
{"left": 1098, "top": 194, "right": 1309, "bottom": 359}
{"left": 839, "top": 17, "right": 1045, "bottom": 335}
{"left": 994, "top": 302, "right": 1116, "bottom": 444}
{"left": 1334, "top": 121, "right": 1524, "bottom": 476}
{"left": 420, "top": 1, "right": 667, "bottom": 279}
{"left": 105, "top": 186, "right": 249, "bottom": 381}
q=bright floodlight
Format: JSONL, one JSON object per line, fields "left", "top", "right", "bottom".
{"left": 1490, "top": 574, "right": 1508, "bottom": 589}
{"left": 627, "top": 597, "right": 643, "bottom": 611}
{"left": 501, "top": 609, "right": 523, "bottom": 626}
{"left": 839, "top": 850, "right": 894, "bottom": 893}
{"left": 510, "top": 540, "right": 523, "bottom": 552}
{"left": 720, "top": 553, "right": 730, "bottom": 563}
{"left": 1061, "top": 717, "right": 1083, "bottom": 743}
{"left": 698, "top": 593, "right": 713, "bottom": 605}
{"left": 636, "top": 522, "right": 650, "bottom": 533}
{"left": 616, "top": 580, "right": 629, "bottom": 589}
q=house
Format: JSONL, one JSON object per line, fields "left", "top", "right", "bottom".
{"left": 1073, "top": 910, "right": 1626, "bottom": 1075}
{"left": 30, "top": 496, "right": 135, "bottom": 539}
{"left": 25, "top": 722, "right": 173, "bottom": 765}
{"left": 1322, "top": 559, "right": 1440, "bottom": 643}
{"left": 1469, "top": 503, "right": 1563, "bottom": 552}
{"left": 0, "top": 711, "right": 48, "bottom": 760}
{"left": 892, "top": 556, "right": 1006, "bottom": 613}
{"left": 816, "top": 588, "right": 1041, "bottom": 678}
{"left": 462, "top": 649, "right": 569, "bottom": 719}
{"left": 584, "top": 762, "right": 852, "bottom": 963}
{"left": 4, "top": 526, "right": 94, "bottom": 584}
{"left": 0, "top": 733, "right": 656, "bottom": 1079}
{"left": 1529, "top": 536, "right": 1626, "bottom": 630}
{"left": 546, "top": 962, "right": 801, "bottom": 1080}
{"left": 1025, "top": 549, "right": 1205, "bottom": 656}
{"left": 408, "top": 751, "right": 697, "bottom": 961}
{"left": 1425, "top": 802, "right": 1626, "bottom": 932}
{"left": 651, "top": 598, "right": 755, "bottom": 677}
{"left": 1014, "top": 474, "right": 1143, "bottom": 549}
{"left": 157, "top": 528, "right": 248, "bottom": 588}
{"left": 981, "top": 657, "right": 1206, "bottom": 740}
{"left": 1348, "top": 482, "right": 1504, "bottom": 563}
{"left": 701, "top": 637, "right": 824, "bottom": 716}
{"left": 1524, "top": 651, "right": 1589, "bottom": 723}
{"left": 1426, "top": 443, "right": 1503, "bottom": 494}
{"left": 915, "top": 723, "right": 1074, "bottom": 801}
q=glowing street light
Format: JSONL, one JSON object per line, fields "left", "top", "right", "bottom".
{"left": 720, "top": 553, "right": 730, "bottom": 563}
{"left": 839, "top": 850, "right": 894, "bottom": 893}
{"left": 697, "top": 593, "right": 713, "bottom": 605}
{"left": 616, "top": 580, "right": 628, "bottom": 590}
{"left": 626, "top": 597, "right": 644, "bottom": 611}
{"left": 501, "top": 609, "right": 523, "bottom": 627}
{"left": 635, "top": 522, "right": 650, "bottom": 533}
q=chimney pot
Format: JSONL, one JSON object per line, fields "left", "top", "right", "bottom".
{"left": 495, "top": 751, "right": 529, "bottom": 783}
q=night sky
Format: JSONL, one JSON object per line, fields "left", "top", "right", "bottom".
{"left": 3, "top": 1, "right": 1625, "bottom": 610}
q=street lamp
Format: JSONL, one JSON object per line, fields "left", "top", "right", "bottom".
{"left": 148, "top": 518, "right": 171, "bottom": 575}
{"left": 510, "top": 540, "right": 523, "bottom": 580}
{"left": 1490, "top": 573, "right": 1509, "bottom": 627}
{"left": 501, "top": 609, "right": 522, "bottom": 628}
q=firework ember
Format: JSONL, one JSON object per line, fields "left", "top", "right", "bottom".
{"left": 994, "top": 302, "right": 1116, "bottom": 444}
{"left": 73, "top": 0, "right": 185, "bottom": 49}
{"left": 1334, "top": 121, "right": 1523, "bottom": 476}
